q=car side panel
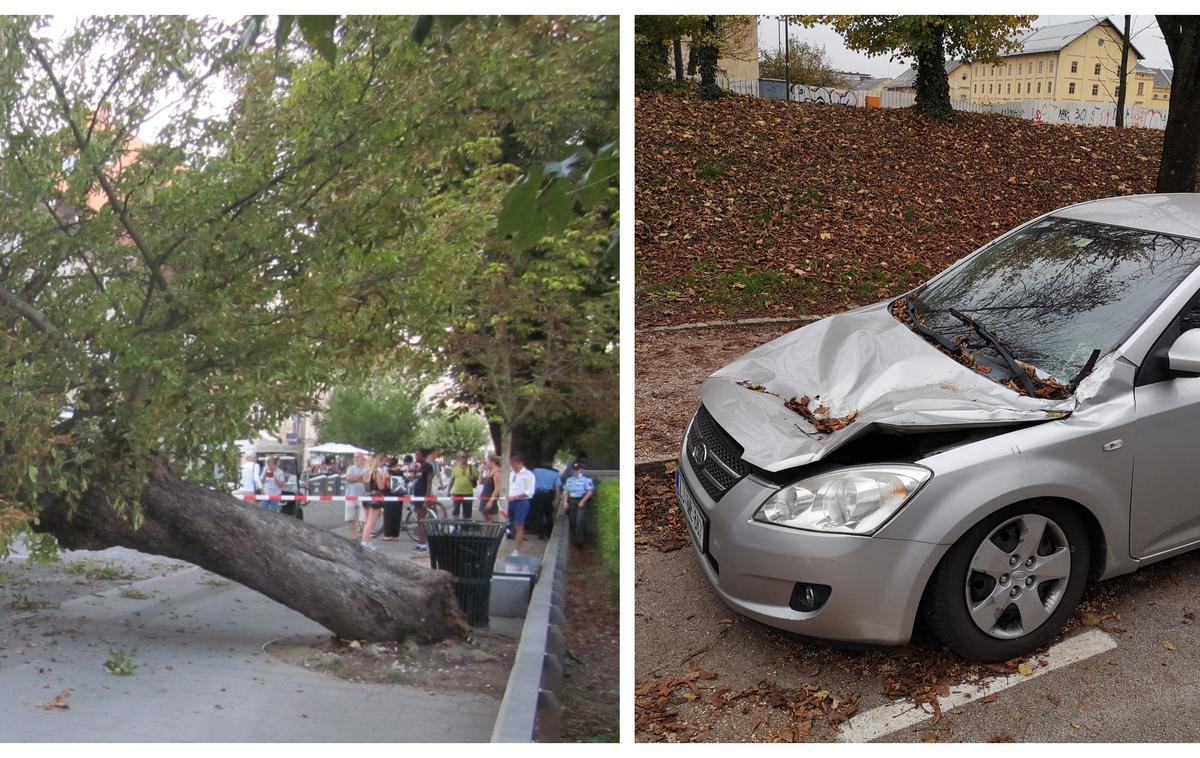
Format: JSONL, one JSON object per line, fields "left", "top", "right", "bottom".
{"left": 877, "top": 361, "right": 1138, "bottom": 581}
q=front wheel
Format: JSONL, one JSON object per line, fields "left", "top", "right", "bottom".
{"left": 923, "top": 502, "right": 1090, "bottom": 661}
{"left": 403, "top": 503, "right": 444, "bottom": 542}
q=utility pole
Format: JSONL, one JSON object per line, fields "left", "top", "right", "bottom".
{"left": 1116, "top": 15, "right": 1131, "bottom": 127}
{"left": 784, "top": 16, "right": 791, "bottom": 101}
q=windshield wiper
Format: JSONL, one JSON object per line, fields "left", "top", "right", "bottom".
{"left": 906, "top": 299, "right": 962, "bottom": 354}
{"left": 949, "top": 308, "right": 1038, "bottom": 396}
{"left": 1068, "top": 348, "right": 1102, "bottom": 392}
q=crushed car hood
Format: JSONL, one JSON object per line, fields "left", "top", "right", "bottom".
{"left": 701, "top": 302, "right": 1088, "bottom": 472}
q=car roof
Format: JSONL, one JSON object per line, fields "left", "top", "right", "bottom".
{"left": 1053, "top": 194, "right": 1200, "bottom": 240}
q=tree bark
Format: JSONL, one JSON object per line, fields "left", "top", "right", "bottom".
{"left": 36, "top": 460, "right": 469, "bottom": 644}
{"left": 1116, "top": 15, "right": 1131, "bottom": 128}
{"left": 673, "top": 37, "right": 685, "bottom": 81}
{"left": 1156, "top": 16, "right": 1200, "bottom": 192}
{"left": 697, "top": 16, "right": 722, "bottom": 100}
{"left": 914, "top": 22, "right": 952, "bottom": 121}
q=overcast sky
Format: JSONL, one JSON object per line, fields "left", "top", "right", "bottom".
{"left": 757, "top": 15, "right": 1172, "bottom": 79}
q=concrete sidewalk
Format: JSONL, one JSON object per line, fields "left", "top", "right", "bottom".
{"left": 0, "top": 545, "right": 499, "bottom": 742}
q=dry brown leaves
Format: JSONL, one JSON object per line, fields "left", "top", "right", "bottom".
{"left": 37, "top": 690, "right": 70, "bottom": 710}
{"left": 634, "top": 470, "right": 689, "bottom": 552}
{"left": 635, "top": 666, "right": 860, "bottom": 743}
{"left": 737, "top": 380, "right": 859, "bottom": 435}
{"left": 637, "top": 91, "right": 1180, "bottom": 328}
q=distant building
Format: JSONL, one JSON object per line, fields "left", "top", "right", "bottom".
{"left": 962, "top": 18, "right": 1166, "bottom": 106}
{"left": 883, "top": 19, "right": 1171, "bottom": 109}
{"left": 677, "top": 19, "right": 759, "bottom": 86}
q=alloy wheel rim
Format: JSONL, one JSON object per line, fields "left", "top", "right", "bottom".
{"left": 964, "top": 513, "right": 1071, "bottom": 640}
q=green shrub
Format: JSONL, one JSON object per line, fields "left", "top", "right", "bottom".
{"left": 592, "top": 479, "right": 620, "bottom": 583}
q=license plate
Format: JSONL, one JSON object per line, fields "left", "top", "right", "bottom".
{"left": 676, "top": 470, "right": 708, "bottom": 552}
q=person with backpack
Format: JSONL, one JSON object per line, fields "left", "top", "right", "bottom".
{"left": 448, "top": 453, "right": 479, "bottom": 519}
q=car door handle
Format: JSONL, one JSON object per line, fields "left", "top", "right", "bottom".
{"left": 1103, "top": 439, "right": 1123, "bottom": 451}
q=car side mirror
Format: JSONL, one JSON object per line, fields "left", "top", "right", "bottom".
{"left": 1167, "top": 329, "right": 1200, "bottom": 376}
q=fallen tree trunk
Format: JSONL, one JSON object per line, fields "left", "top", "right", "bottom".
{"left": 36, "top": 460, "right": 470, "bottom": 643}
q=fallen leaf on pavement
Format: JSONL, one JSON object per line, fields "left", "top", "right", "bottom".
{"left": 1017, "top": 662, "right": 1033, "bottom": 676}
{"left": 1163, "top": 640, "right": 1178, "bottom": 651}
{"left": 38, "top": 691, "right": 70, "bottom": 710}
{"left": 979, "top": 693, "right": 999, "bottom": 704}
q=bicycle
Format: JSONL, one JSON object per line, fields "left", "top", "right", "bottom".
{"left": 403, "top": 497, "right": 447, "bottom": 542}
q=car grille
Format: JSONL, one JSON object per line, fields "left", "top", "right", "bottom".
{"left": 685, "top": 405, "right": 751, "bottom": 501}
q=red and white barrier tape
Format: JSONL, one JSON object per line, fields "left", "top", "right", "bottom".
{"left": 239, "top": 494, "right": 515, "bottom": 503}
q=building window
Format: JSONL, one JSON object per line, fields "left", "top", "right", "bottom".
{"left": 1038, "top": 61, "right": 1043, "bottom": 74}
{"left": 1094, "top": 63, "right": 1101, "bottom": 76}
{"left": 1047, "top": 81, "right": 1052, "bottom": 94}
{"left": 1037, "top": 82, "right": 1042, "bottom": 93}
{"left": 1069, "top": 82, "right": 1076, "bottom": 94}
{"left": 1071, "top": 61, "right": 1078, "bottom": 73}
{"left": 1138, "top": 82, "right": 1145, "bottom": 95}
{"left": 989, "top": 83, "right": 993, "bottom": 93}
{"left": 1008, "top": 64, "right": 1012, "bottom": 75}
{"left": 1092, "top": 84, "right": 1099, "bottom": 96}
{"left": 1049, "top": 60, "right": 1054, "bottom": 73}
{"left": 1097, "top": 38, "right": 1105, "bottom": 47}
{"left": 1027, "top": 82, "right": 1032, "bottom": 93}
{"left": 973, "top": 83, "right": 977, "bottom": 93}
{"left": 1018, "top": 63, "right": 1023, "bottom": 75}
{"left": 1007, "top": 83, "right": 1012, "bottom": 94}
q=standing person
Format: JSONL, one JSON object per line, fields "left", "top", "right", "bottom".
{"left": 380, "top": 455, "right": 408, "bottom": 540}
{"left": 531, "top": 463, "right": 563, "bottom": 539}
{"left": 344, "top": 451, "right": 370, "bottom": 537}
{"left": 410, "top": 448, "right": 435, "bottom": 552}
{"left": 236, "top": 452, "right": 261, "bottom": 498}
{"left": 563, "top": 462, "right": 596, "bottom": 548}
{"left": 507, "top": 455, "right": 536, "bottom": 557}
{"left": 478, "top": 455, "right": 501, "bottom": 522}
{"left": 357, "top": 454, "right": 388, "bottom": 550}
{"left": 448, "top": 453, "right": 478, "bottom": 519}
{"left": 260, "top": 456, "right": 287, "bottom": 513}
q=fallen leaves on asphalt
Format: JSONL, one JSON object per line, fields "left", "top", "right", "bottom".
{"left": 37, "top": 691, "right": 70, "bottom": 710}
{"left": 634, "top": 472, "right": 689, "bottom": 553}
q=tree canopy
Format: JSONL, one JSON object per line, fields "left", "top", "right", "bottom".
{"left": 806, "top": 15, "right": 1034, "bottom": 119}
{"left": 0, "top": 14, "right": 618, "bottom": 589}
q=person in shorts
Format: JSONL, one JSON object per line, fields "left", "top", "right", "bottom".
{"left": 507, "top": 455, "right": 536, "bottom": 557}
{"left": 344, "top": 452, "right": 369, "bottom": 536}
{"left": 358, "top": 453, "right": 388, "bottom": 550}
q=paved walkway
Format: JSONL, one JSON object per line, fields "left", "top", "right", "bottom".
{"left": 0, "top": 536, "right": 508, "bottom": 741}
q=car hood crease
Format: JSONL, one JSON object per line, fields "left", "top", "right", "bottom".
{"left": 702, "top": 302, "right": 1078, "bottom": 472}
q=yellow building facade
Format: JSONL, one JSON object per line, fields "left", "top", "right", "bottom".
{"left": 959, "top": 19, "right": 1168, "bottom": 108}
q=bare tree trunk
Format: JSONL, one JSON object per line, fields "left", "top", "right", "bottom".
{"left": 697, "top": 16, "right": 722, "bottom": 100}
{"left": 36, "top": 460, "right": 469, "bottom": 643}
{"left": 1116, "top": 15, "right": 1131, "bottom": 127}
{"left": 1156, "top": 16, "right": 1200, "bottom": 192}
{"left": 914, "top": 21, "right": 952, "bottom": 121}
{"left": 673, "top": 37, "right": 684, "bottom": 81}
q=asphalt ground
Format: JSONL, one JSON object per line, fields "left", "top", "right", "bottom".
{"left": 635, "top": 488, "right": 1200, "bottom": 743}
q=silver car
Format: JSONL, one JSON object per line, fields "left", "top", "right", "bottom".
{"left": 677, "top": 194, "right": 1200, "bottom": 660}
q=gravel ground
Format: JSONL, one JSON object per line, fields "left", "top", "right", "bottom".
{"left": 634, "top": 323, "right": 795, "bottom": 463}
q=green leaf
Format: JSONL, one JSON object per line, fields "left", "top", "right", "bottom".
{"left": 410, "top": 15, "right": 434, "bottom": 44}
{"left": 274, "top": 15, "right": 295, "bottom": 53}
{"left": 297, "top": 16, "right": 338, "bottom": 63}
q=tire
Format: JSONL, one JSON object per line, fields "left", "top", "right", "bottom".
{"left": 404, "top": 506, "right": 439, "bottom": 542}
{"left": 923, "top": 501, "right": 1090, "bottom": 661}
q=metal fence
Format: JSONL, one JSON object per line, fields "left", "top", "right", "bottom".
{"left": 725, "top": 79, "right": 1170, "bottom": 130}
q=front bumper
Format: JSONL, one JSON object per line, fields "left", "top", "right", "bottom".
{"left": 678, "top": 451, "right": 948, "bottom": 646}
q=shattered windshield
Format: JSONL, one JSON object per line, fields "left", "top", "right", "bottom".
{"left": 902, "top": 216, "right": 1200, "bottom": 389}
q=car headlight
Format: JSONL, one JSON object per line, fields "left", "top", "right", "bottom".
{"left": 753, "top": 464, "right": 931, "bottom": 535}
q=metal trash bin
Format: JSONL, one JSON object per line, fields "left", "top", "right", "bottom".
{"left": 424, "top": 519, "right": 509, "bottom": 627}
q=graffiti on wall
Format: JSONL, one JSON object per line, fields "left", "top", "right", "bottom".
{"left": 790, "top": 85, "right": 861, "bottom": 108}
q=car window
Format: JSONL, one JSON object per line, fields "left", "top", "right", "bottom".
{"left": 909, "top": 217, "right": 1200, "bottom": 384}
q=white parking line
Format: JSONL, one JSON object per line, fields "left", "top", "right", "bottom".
{"left": 836, "top": 629, "right": 1118, "bottom": 743}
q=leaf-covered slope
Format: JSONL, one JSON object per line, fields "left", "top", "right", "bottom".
{"left": 635, "top": 91, "right": 1182, "bottom": 327}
